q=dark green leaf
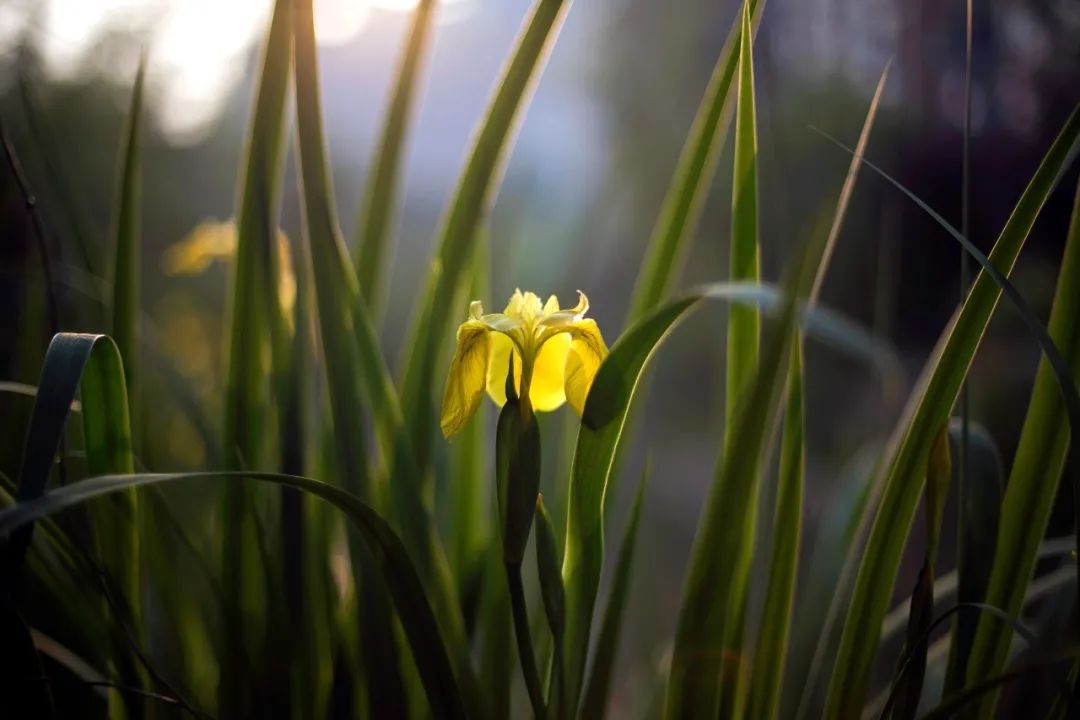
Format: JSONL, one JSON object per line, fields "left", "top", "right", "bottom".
{"left": 580, "top": 465, "right": 648, "bottom": 719}
{"left": 822, "top": 103, "right": 1080, "bottom": 719}
{"left": 0, "top": 471, "right": 469, "bottom": 720}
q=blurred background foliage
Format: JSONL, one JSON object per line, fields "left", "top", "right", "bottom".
{"left": 1, "top": 0, "right": 1079, "bottom": 714}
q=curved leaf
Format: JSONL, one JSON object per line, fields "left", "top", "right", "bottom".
{"left": 965, "top": 176, "right": 1080, "bottom": 714}
{"left": 2, "top": 333, "right": 129, "bottom": 586}
{"left": 564, "top": 280, "right": 896, "bottom": 714}
{"left": 0, "top": 471, "right": 468, "bottom": 720}
{"left": 822, "top": 103, "right": 1080, "bottom": 718}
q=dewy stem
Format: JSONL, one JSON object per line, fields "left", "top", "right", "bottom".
{"left": 507, "top": 561, "right": 547, "bottom": 718}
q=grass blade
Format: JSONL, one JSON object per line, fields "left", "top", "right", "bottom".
{"left": 3, "top": 334, "right": 124, "bottom": 586}
{"left": 665, "top": 227, "right": 825, "bottom": 719}
{"left": 449, "top": 232, "right": 489, "bottom": 606}
{"left": 808, "top": 63, "right": 891, "bottom": 304}
{"left": 400, "top": 0, "right": 570, "bottom": 476}
{"left": 78, "top": 332, "right": 143, "bottom": 716}
{"left": 625, "top": 0, "right": 764, "bottom": 322}
{"left": 773, "top": 65, "right": 890, "bottom": 715}
{"left": 717, "top": 5, "right": 760, "bottom": 712}
{"left": 0, "top": 333, "right": 133, "bottom": 714}
{"left": 942, "top": 420, "right": 1003, "bottom": 695}
{"left": 355, "top": 0, "right": 436, "bottom": 313}
{"left": 963, "top": 175, "right": 1080, "bottom": 715}
{"left": 821, "top": 104, "right": 1080, "bottom": 719}
{"left": 0, "top": 470, "right": 469, "bottom": 720}
{"left": 888, "top": 429, "right": 951, "bottom": 720}
{"left": 534, "top": 495, "right": 566, "bottom": 718}
{"left": 291, "top": 1, "right": 405, "bottom": 713}
{"left": 221, "top": 0, "right": 293, "bottom": 712}
{"left": 109, "top": 57, "right": 144, "bottom": 415}
{"left": 725, "top": 0, "right": 761, "bottom": 428}
{"left": 291, "top": 1, "right": 479, "bottom": 712}
{"left": 563, "top": 278, "right": 891, "bottom": 715}
{"left": 746, "top": 337, "right": 804, "bottom": 720}
{"left": 579, "top": 465, "right": 648, "bottom": 719}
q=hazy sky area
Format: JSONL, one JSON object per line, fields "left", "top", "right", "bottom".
{"left": 2, "top": 0, "right": 475, "bottom": 139}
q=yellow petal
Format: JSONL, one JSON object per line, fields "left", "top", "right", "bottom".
{"left": 162, "top": 220, "right": 236, "bottom": 275}
{"left": 505, "top": 289, "right": 545, "bottom": 324}
{"left": 538, "top": 290, "right": 590, "bottom": 329}
{"left": 529, "top": 332, "right": 571, "bottom": 411}
{"left": 486, "top": 331, "right": 522, "bottom": 407}
{"left": 543, "top": 294, "right": 560, "bottom": 314}
{"left": 564, "top": 319, "right": 608, "bottom": 416}
{"left": 440, "top": 321, "right": 491, "bottom": 437}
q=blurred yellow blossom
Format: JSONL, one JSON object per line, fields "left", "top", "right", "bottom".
{"left": 163, "top": 219, "right": 296, "bottom": 314}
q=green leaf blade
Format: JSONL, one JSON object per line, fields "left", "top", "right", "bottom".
{"left": 821, "top": 104, "right": 1080, "bottom": 719}
{"left": 746, "top": 338, "right": 804, "bottom": 720}
{"left": 0, "top": 471, "right": 469, "bottom": 720}
{"left": 964, "top": 175, "right": 1080, "bottom": 716}
{"left": 580, "top": 465, "right": 648, "bottom": 719}
{"left": 355, "top": 0, "right": 437, "bottom": 312}
{"left": 400, "top": 0, "right": 570, "bottom": 476}
{"left": 717, "top": 4, "right": 761, "bottom": 712}
{"left": 625, "top": 0, "right": 764, "bottom": 323}
{"left": 110, "top": 58, "right": 145, "bottom": 411}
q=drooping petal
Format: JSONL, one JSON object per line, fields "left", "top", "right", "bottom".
{"left": 486, "top": 331, "right": 522, "bottom": 407}
{"left": 563, "top": 319, "right": 608, "bottom": 416}
{"left": 538, "top": 290, "right": 590, "bottom": 329}
{"left": 529, "top": 331, "right": 571, "bottom": 411}
{"left": 440, "top": 320, "right": 491, "bottom": 437}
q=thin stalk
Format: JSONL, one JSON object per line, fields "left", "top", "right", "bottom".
{"left": 958, "top": 0, "right": 973, "bottom": 553}
{"left": 0, "top": 115, "right": 59, "bottom": 335}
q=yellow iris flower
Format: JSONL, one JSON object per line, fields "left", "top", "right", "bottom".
{"left": 440, "top": 289, "right": 608, "bottom": 437}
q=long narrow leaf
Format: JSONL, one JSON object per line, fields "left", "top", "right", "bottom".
{"left": 399, "top": 0, "right": 570, "bottom": 476}
{"left": 3, "top": 334, "right": 125, "bottom": 584}
{"left": 964, "top": 176, "right": 1080, "bottom": 715}
{"left": 563, "top": 278, "right": 893, "bottom": 715}
{"left": 580, "top": 465, "right": 648, "bottom": 719}
{"left": 291, "top": 1, "right": 405, "bottom": 714}
{"left": 775, "top": 65, "right": 890, "bottom": 715}
{"left": 290, "top": 1, "right": 477, "bottom": 712}
{"left": 0, "top": 471, "right": 468, "bottom": 720}
{"left": 943, "top": 420, "right": 1003, "bottom": 695}
{"left": 821, "top": 104, "right": 1080, "bottom": 718}
{"left": 109, "top": 58, "right": 144, "bottom": 412}
{"left": 625, "top": 0, "right": 764, "bottom": 322}
{"left": 221, "top": 0, "right": 293, "bottom": 712}
{"left": 746, "top": 337, "right": 803, "bottom": 720}
{"left": 717, "top": 6, "right": 760, "bottom": 712}
{"left": 666, "top": 225, "right": 825, "bottom": 718}
{"left": 355, "top": 0, "right": 436, "bottom": 313}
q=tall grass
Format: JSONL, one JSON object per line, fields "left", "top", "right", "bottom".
{"left": 1, "top": 0, "right": 1079, "bottom": 718}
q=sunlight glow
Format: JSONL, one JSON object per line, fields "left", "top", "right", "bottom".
{"left": 24, "top": 0, "right": 474, "bottom": 143}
